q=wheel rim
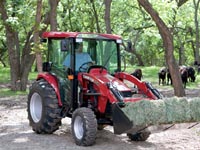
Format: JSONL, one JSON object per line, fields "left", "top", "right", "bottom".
{"left": 30, "top": 93, "right": 42, "bottom": 123}
{"left": 74, "top": 116, "right": 84, "bottom": 139}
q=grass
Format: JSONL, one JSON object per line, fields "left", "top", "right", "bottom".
{"left": 28, "top": 71, "right": 38, "bottom": 81}
{"left": 0, "top": 67, "right": 38, "bottom": 97}
{"left": 0, "top": 67, "right": 38, "bottom": 84}
{"left": 0, "top": 88, "right": 27, "bottom": 97}
{"left": 126, "top": 65, "right": 161, "bottom": 85}
{"left": 0, "top": 67, "right": 10, "bottom": 83}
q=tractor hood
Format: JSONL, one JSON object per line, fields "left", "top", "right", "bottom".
{"left": 82, "top": 68, "right": 131, "bottom": 93}
{"left": 96, "top": 74, "right": 131, "bottom": 92}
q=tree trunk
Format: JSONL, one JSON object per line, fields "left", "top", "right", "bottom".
{"left": 137, "top": 0, "right": 185, "bottom": 96}
{"left": 104, "top": 0, "right": 112, "bottom": 34}
{"left": 0, "top": 41, "right": 7, "bottom": 67}
{"left": 91, "top": 0, "right": 101, "bottom": 33}
{"left": 178, "top": 43, "right": 185, "bottom": 65}
{"left": 123, "top": 30, "right": 145, "bottom": 66}
{"left": 193, "top": 0, "right": 200, "bottom": 63}
{"left": 188, "top": 27, "right": 196, "bottom": 60}
{"left": 34, "top": 0, "right": 43, "bottom": 73}
{"left": 133, "top": 51, "right": 144, "bottom": 66}
{"left": 0, "top": 1, "right": 20, "bottom": 90}
{"left": 21, "top": 31, "right": 35, "bottom": 90}
{"left": 49, "top": 0, "right": 60, "bottom": 31}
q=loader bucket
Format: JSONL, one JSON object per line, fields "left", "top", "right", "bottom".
{"left": 112, "top": 103, "right": 147, "bottom": 134}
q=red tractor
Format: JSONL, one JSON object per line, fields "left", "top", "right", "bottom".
{"left": 27, "top": 32, "right": 162, "bottom": 146}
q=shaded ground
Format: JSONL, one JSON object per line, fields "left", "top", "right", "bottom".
{"left": 0, "top": 87, "right": 200, "bottom": 150}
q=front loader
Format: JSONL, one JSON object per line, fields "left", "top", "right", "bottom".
{"left": 28, "top": 32, "right": 182, "bottom": 146}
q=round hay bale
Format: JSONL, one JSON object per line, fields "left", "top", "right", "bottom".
{"left": 188, "top": 97, "right": 200, "bottom": 121}
{"left": 122, "top": 101, "right": 146, "bottom": 126}
{"left": 164, "top": 97, "right": 191, "bottom": 123}
{"left": 144, "top": 99, "right": 167, "bottom": 125}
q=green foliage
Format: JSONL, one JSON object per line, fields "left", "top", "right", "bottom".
{"left": 110, "top": 0, "right": 198, "bottom": 66}
{"left": 0, "top": 0, "right": 199, "bottom": 67}
{"left": 58, "top": 0, "right": 104, "bottom": 32}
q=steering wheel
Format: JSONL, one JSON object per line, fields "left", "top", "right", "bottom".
{"left": 87, "top": 65, "right": 107, "bottom": 73}
{"left": 78, "top": 61, "right": 94, "bottom": 72}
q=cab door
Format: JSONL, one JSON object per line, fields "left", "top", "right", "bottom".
{"left": 48, "top": 38, "right": 74, "bottom": 113}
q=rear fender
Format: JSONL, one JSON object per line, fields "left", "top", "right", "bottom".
{"left": 37, "top": 73, "right": 62, "bottom": 106}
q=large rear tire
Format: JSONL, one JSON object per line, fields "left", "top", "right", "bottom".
{"left": 27, "top": 79, "right": 62, "bottom": 134}
{"left": 127, "top": 130, "right": 151, "bottom": 141}
{"left": 71, "top": 107, "right": 97, "bottom": 146}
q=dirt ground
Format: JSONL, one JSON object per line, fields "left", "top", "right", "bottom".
{"left": 0, "top": 88, "right": 200, "bottom": 150}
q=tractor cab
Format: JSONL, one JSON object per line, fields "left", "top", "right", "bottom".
{"left": 42, "top": 32, "right": 123, "bottom": 76}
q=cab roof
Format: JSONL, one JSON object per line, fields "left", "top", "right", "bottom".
{"left": 42, "top": 32, "right": 122, "bottom": 40}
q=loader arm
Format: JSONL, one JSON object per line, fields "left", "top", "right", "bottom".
{"left": 114, "top": 72, "right": 158, "bottom": 99}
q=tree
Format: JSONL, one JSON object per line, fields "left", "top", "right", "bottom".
{"left": 137, "top": 0, "right": 185, "bottom": 96}
{"left": 0, "top": 0, "right": 35, "bottom": 91}
{"left": 34, "top": 0, "right": 43, "bottom": 73}
{"left": 90, "top": 0, "right": 101, "bottom": 32}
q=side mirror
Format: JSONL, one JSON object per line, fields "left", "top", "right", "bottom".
{"left": 42, "top": 62, "right": 52, "bottom": 72}
{"left": 40, "top": 38, "right": 47, "bottom": 43}
{"left": 61, "top": 39, "right": 69, "bottom": 51}
{"left": 126, "top": 41, "right": 132, "bottom": 51}
{"left": 120, "top": 55, "right": 126, "bottom": 72}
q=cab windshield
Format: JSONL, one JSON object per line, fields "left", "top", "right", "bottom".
{"left": 81, "top": 39, "right": 119, "bottom": 73}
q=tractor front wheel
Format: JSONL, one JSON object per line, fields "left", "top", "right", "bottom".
{"left": 71, "top": 107, "right": 97, "bottom": 146}
{"left": 127, "top": 130, "right": 151, "bottom": 141}
{"left": 27, "top": 79, "right": 62, "bottom": 134}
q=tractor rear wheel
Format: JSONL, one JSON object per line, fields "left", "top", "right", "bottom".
{"left": 27, "top": 79, "right": 62, "bottom": 134}
{"left": 71, "top": 107, "right": 97, "bottom": 146}
{"left": 127, "top": 130, "right": 151, "bottom": 141}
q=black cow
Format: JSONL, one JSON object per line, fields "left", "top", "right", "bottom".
{"left": 187, "top": 66, "right": 196, "bottom": 82}
{"left": 131, "top": 68, "right": 143, "bottom": 80}
{"left": 158, "top": 67, "right": 167, "bottom": 85}
{"left": 166, "top": 69, "right": 172, "bottom": 85}
{"left": 179, "top": 66, "right": 188, "bottom": 88}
